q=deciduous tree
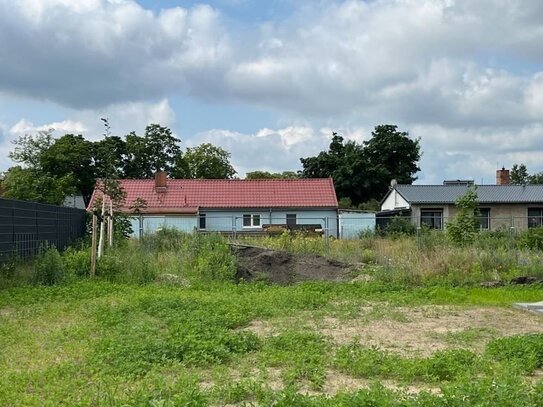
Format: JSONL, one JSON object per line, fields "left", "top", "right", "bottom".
{"left": 174, "top": 143, "right": 236, "bottom": 179}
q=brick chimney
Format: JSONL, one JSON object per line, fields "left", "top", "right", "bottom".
{"left": 155, "top": 171, "right": 167, "bottom": 192}
{"left": 496, "top": 167, "right": 510, "bottom": 185}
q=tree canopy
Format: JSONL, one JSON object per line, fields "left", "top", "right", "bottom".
{"left": 3, "top": 124, "right": 237, "bottom": 206}
{"left": 245, "top": 171, "right": 299, "bottom": 180}
{"left": 300, "top": 125, "right": 420, "bottom": 205}
{"left": 173, "top": 143, "right": 236, "bottom": 179}
{"left": 511, "top": 163, "right": 543, "bottom": 185}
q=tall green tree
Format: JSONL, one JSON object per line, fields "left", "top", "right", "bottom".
{"left": 93, "top": 135, "right": 127, "bottom": 179}
{"left": 2, "top": 166, "right": 74, "bottom": 205}
{"left": 174, "top": 143, "right": 236, "bottom": 179}
{"left": 511, "top": 164, "right": 530, "bottom": 184}
{"left": 363, "top": 125, "right": 421, "bottom": 200}
{"left": 124, "top": 124, "right": 182, "bottom": 178}
{"left": 8, "top": 130, "right": 54, "bottom": 168}
{"left": 510, "top": 163, "right": 543, "bottom": 185}
{"left": 40, "top": 134, "right": 95, "bottom": 205}
{"left": 300, "top": 126, "right": 420, "bottom": 205}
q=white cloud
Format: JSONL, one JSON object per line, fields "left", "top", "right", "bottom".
{"left": 0, "top": 0, "right": 230, "bottom": 108}
{"left": 9, "top": 119, "right": 87, "bottom": 135}
{"left": 189, "top": 125, "right": 372, "bottom": 176}
{"left": 1, "top": 0, "right": 543, "bottom": 184}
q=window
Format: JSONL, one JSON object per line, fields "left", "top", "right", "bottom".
{"left": 199, "top": 214, "right": 206, "bottom": 230}
{"left": 242, "top": 214, "right": 261, "bottom": 228}
{"left": 528, "top": 208, "right": 543, "bottom": 228}
{"left": 478, "top": 208, "right": 490, "bottom": 230}
{"left": 286, "top": 214, "right": 297, "bottom": 227}
{"left": 420, "top": 209, "right": 443, "bottom": 229}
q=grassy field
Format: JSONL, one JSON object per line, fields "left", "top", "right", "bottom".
{"left": 1, "top": 231, "right": 543, "bottom": 406}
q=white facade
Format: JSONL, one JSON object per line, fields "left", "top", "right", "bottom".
{"left": 380, "top": 189, "right": 410, "bottom": 211}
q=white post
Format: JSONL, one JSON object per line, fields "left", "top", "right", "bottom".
{"left": 108, "top": 200, "right": 113, "bottom": 247}
{"left": 98, "top": 199, "right": 106, "bottom": 258}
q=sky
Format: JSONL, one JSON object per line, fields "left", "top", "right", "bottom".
{"left": 1, "top": 0, "right": 543, "bottom": 184}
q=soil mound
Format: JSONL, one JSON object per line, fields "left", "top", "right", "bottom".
{"left": 232, "top": 244, "right": 354, "bottom": 285}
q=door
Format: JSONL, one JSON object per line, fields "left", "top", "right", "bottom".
{"left": 286, "top": 214, "right": 297, "bottom": 228}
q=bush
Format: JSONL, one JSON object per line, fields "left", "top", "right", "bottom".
{"left": 517, "top": 227, "right": 543, "bottom": 250}
{"left": 446, "top": 187, "right": 479, "bottom": 245}
{"left": 96, "top": 253, "right": 124, "bottom": 282}
{"left": 62, "top": 246, "right": 90, "bottom": 278}
{"left": 190, "top": 233, "right": 237, "bottom": 282}
{"left": 142, "top": 227, "right": 187, "bottom": 252}
{"left": 380, "top": 216, "right": 416, "bottom": 236}
{"left": 33, "top": 245, "right": 65, "bottom": 285}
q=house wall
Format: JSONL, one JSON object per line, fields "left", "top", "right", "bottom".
{"left": 201, "top": 209, "right": 339, "bottom": 237}
{"left": 381, "top": 189, "right": 409, "bottom": 211}
{"left": 411, "top": 203, "right": 539, "bottom": 231}
{"left": 129, "top": 208, "right": 339, "bottom": 237}
{"left": 338, "top": 212, "right": 376, "bottom": 239}
{"left": 128, "top": 215, "right": 198, "bottom": 237}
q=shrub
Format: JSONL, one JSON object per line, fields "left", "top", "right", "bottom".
{"left": 191, "top": 233, "right": 237, "bottom": 282}
{"left": 380, "top": 216, "right": 415, "bottom": 236}
{"left": 142, "top": 227, "right": 187, "bottom": 252}
{"left": 33, "top": 245, "right": 65, "bottom": 285}
{"left": 96, "top": 253, "right": 124, "bottom": 282}
{"left": 446, "top": 187, "right": 480, "bottom": 245}
{"left": 62, "top": 246, "right": 90, "bottom": 278}
{"left": 517, "top": 227, "right": 543, "bottom": 250}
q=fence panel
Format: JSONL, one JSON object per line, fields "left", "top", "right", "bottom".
{"left": 0, "top": 198, "right": 87, "bottom": 261}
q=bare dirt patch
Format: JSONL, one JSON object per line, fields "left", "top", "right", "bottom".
{"left": 244, "top": 305, "right": 543, "bottom": 356}
{"left": 232, "top": 245, "right": 355, "bottom": 285}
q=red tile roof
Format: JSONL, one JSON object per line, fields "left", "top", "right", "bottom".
{"left": 87, "top": 178, "right": 338, "bottom": 213}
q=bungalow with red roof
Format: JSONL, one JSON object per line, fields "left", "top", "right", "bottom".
{"left": 87, "top": 172, "right": 346, "bottom": 237}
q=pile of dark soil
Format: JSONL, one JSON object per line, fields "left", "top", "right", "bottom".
{"left": 231, "top": 244, "right": 354, "bottom": 285}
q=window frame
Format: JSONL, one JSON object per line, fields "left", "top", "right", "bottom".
{"left": 528, "top": 208, "right": 543, "bottom": 228}
{"left": 242, "top": 214, "right": 261, "bottom": 228}
{"left": 199, "top": 213, "right": 206, "bottom": 230}
{"left": 478, "top": 208, "right": 491, "bottom": 230}
{"left": 420, "top": 209, "right": 443, "bottom": 230}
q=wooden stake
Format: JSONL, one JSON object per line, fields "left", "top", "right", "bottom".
{"left": 90, "top": 215, "right": 97, "bottom": 277}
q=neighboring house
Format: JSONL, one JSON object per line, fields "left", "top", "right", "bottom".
{"left": 63, "top": 195, "right": 86, "bottom": 209}
{"left": 87, "top": 173, "right": 347, "bottom": 237}
{"left": 379, "top": 169, "right": 543, "bottom": 231}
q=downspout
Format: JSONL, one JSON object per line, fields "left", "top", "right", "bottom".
{"left": 336, "top": 208, "right": 340, "bottom": 239}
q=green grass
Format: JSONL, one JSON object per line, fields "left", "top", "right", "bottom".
{"left": 1, "top": 230, "right": 543, "bottom": 405}
{"left": 1, "top": 279, "right": 543, "bottom": 406}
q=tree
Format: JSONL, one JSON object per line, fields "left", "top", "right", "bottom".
{"left": 5, "top": 131, "right": 76, "bottom": 204}
{"left": 2, "top": 166, "right": 74, "bottom": 205}
{"left": 93, "top": 135, "right": 127, "bottom": 179}
{"left": 511, "top": 164, "right": 529, "bottom": 185}
{"left": 362, "top": 125, "right": 421, "bottom": 200}
{"left": 124, "top": 124, "right": 182, "bottom": 178}
{"left": 245, "top": 171, "right": 299, "bottom": 179}
{"left": 174, "top": 143, "right": 236, "bottom": 179}
{"left": 510, "top": 163, "right": 543, "bottom": 185}
{"left": 40, "top": 134, "right": 95, "bottom": 206}
{"left": 300, "top": 126, "right": 420, "bottom": 205}
{"left": 9, "top": 130, "right": 54, "bottom": 168}
{"left": 446, "top": 187, "right": 480, "bottom": 245}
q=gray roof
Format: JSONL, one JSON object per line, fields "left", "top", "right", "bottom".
{"left": 395, "top": 184, "right": 543, "bottom": 204}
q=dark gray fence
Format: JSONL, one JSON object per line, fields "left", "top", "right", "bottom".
{"left": 0, "top": 198, "right": 87, "bottom": 260}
